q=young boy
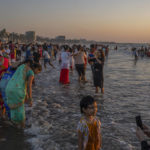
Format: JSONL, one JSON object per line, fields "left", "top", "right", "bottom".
{"left": 77, "top": 96, "right": 102, "bottom": 150}
{"left": 43, "top": 49, "right": 55, "bottom": 69}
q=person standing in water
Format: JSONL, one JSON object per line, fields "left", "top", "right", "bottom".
{"left": 33, "top": 48, "right": 41, "bottom": 64}
{"left": 43, "top": 49, "right": 55, "bottom": 69}
{"left": 77, "top": 96, "right": 102, "bottom": 150}
{"left": 88, "top": 44, "right": 97, "bottom": 75}
{"left": 93, "top": 49, "right": 105, "bottom": 94}
{"left": 73, "top": 45, "right": 87, "bottom": 82}
{"left": 69, "top": 47, "right": 74, "bottom": 72}
{"left": 59, "top": 46, "right": 70, "bottom": 84}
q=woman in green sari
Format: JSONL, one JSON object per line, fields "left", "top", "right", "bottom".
{"left": 6, "top": 62, "right": 42, "bottom": 128}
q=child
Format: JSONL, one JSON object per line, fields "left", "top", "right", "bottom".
{"left": 77, "top": 96, "right": 102, "bottom": 150}
{"left": 43, "top": 49, "right": 55, "bottom": 69}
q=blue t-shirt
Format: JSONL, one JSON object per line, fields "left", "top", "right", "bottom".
{"left": 26, "top": 50, "right": 31, "bottom": 59}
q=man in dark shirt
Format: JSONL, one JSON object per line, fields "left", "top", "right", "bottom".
{"left": 33, "top": 49, "right": 41, "bottom": 63}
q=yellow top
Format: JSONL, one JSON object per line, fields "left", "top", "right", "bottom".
{"left": 77, "top": 117, "right": 102, "bottom": 150}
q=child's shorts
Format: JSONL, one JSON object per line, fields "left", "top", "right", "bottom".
{"left": 44, "top": 59, "right": 50, "bottom": 64}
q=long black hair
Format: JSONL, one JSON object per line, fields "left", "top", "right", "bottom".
{"left": 10, "top": 60, "right": 33, "bottom": 71}
{"left": 11, "top": 59, "right": 42, "bottom": 71}
{"left": 30, "top": 63, "right": 42, "bottom": 71}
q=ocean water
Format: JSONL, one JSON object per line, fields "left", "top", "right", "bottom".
{"left": 0, "top": 44, "right": 150, "bottom": 150}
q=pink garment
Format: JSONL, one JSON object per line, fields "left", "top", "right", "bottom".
{"left": 39, "top": 48, "right": 43, "bottom": 57}
{"left": 0, "top": 56, "right": 9, "bottom": 79}
{"left": 10, "top": 51, "right": 15, "bottom": 59}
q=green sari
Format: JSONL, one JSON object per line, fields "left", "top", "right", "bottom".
{"left": 6, "top": 64, "right": 34, "bottom": 123}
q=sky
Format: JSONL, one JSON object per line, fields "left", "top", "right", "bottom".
{"left": 0, "top": 0, "right": 150, "bottom": 43}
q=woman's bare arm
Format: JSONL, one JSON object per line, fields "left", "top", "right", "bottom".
{"left": 27, "top": 75, "right": 34, "bottom": 106}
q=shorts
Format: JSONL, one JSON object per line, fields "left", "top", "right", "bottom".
{"left": 44, "top": 59, "right": 50, "bottom": 64}
{"left": 75, "top": 64, "right": 85, "bottom": 76}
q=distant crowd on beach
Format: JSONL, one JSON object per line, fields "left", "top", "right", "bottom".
{"left": 131, "top": 46, "right": 150, "bottom": 59}
{"left": 1, "top": 39, "right": 150, "bottom": 150}
{"left": 0, "top": 40, "right": 109, "bottom": 92}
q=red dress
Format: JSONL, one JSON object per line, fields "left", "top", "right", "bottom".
{"left": 0, "top": 56, "right": 9, "bottom": 111}
{"left": 59, "top": 69, "right": 70, "bottom": 84}
{"left": 59, "top": 52, "right": 70, "bottom": 84}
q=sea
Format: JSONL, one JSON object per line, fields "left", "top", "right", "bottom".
{"left": 0, "top": 43, "right": 150, "bottom": 150}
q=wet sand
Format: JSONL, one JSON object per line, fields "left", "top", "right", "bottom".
{"left": 0, "top": 120, "right": 32, "bottom": 150}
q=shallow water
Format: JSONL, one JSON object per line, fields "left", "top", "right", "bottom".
{"left": 0, "top": 121, "right": 32, "bottom": 150}
{"left": 1, "top": 45, "right": 150, "bottom": 150}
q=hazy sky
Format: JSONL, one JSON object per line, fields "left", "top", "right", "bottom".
{"left": 0, "top": 0, "right": 150, "bottom": 42}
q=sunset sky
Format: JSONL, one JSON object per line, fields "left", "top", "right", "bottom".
{"left": 0, "top": 0, "right": 150, "bottom": 43}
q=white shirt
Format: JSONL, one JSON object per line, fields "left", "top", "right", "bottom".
{"left": 60, "top": 52, "right": 70, "bottom": 69}
{"left": 43, "top": 50, "right": 50, "bottom": 59}
{"left": 5, "top": 49, "right": 10, "bottom": 55}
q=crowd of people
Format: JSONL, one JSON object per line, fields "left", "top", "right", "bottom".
{"left": 0, "top": 40, "right": 109, "bottom": 149}
{"left": 131, "top": 46, "right": 150, "bottom": 60}
{"left": 0, "top": 39, "right": 149, "bottom": 150}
